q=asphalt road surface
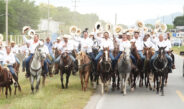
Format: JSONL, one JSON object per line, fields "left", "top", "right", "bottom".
{"left": 85, "top": 55, "right": 184, "bottom": 109}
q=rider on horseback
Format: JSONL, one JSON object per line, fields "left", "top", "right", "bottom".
{"left": 45, "top": 37, "right": 55, "bottom": 64}
{"left": 94, "top": 32, "right": 115, "bottom": 67}
{"left": 150, "top": 34, "right": 173, "bottom": 72}
{"left": 24, "top": 33, "right": 48, "bottom": 78}
{"left": 3, "top": 46, "right": 18, "bottom": 86}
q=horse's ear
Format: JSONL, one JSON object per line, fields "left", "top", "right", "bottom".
{"left": 164, "top": 46, "right": 167, "bottom": 49}
{"left": 149, "top": 47, "right": 152, "bottom": 49}
{"left": 144, "top": 44, "right": 147, "bottom": 48}
{"left": 171, "top": 50, "right": 173, "bottom": 53}
{"left": 157, "top": 46, "right": 160, "bottom": 49}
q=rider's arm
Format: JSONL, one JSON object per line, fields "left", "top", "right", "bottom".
{"left": 23, "top": 35, "right": 31, "bottom": 44}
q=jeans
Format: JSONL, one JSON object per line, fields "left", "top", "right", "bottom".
{"left": 69, "top": 53, "right": 76, "bottom": 62}
{"left": 55, "top": 55, "right": 61, "bottom": 63}
{"left": 114, "top": 51, "right": 136, "bottom": 65}
{"left": 88, "top": 52, "right": 95, "bottom": 60}
{"left": 150, "top": 51, "right": 172, "bottom": 68}
{"left": 0, "top": 61, "right": 3, "bottom": 66}
{"left": 15, "top": 56, "right": 20, "bottom": 64}
{"left": 50, "top": 52, "right": 55, "bottom": 62}
{"left": 25, "top": 54, "right": 34, "bottom": 74}
{"left": 43, "top": 60, "right": 48, "bottom": 75}
{"left": 95, "top": 50, "right": 115, "bottom": 62}
{"left": 138, "top": 50, "right": 145, "bottom": 60}
{"left": 8, "top": 65, "right": 16, "bottom": 76}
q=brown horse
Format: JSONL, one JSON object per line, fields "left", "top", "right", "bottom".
{"left": 112, "top": 38, "right": 120, "bottom": 91}
{"left": 130, "top": 42, "right": 142, "bottom": 90}
{"left": 143, "top": 45, "right": 154, "bottom": 90}
{"left": 97, "top": 47, "right": 112, "bottom": 94}
{"left": 60, "top": 52, "right": 72, "bottom": 89}
{"left": 54, "top": 48, "right": 60, "bottom": 75}
{"left": 76, "top": 52, "right": 91, "bottom": 91}
{"left": 0, "top": 65, "right": 13, "bottom": 98}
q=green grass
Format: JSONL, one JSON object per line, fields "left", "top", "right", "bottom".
{"left": 0, "top": 72, "right": 94, "bottom": 109}
{"left": 172, "top": 46, "right": 184, "bottom": 54}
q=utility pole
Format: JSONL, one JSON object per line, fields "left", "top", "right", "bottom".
{"left": 72, "top": 0, "right": 80, "bottom": 11}
{"left": 115, "top": 13, "right": 117, "bottom": 25}
{"left": 47, "top": 0, "right": 50, "bottom": 37}
{"left": 5, "top": 0, "right": 8, "bottom": 44}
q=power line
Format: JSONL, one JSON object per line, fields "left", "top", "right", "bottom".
{"left": 72, "top": 0, "right": 80, "bottom": 11}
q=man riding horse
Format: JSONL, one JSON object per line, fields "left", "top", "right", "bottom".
{"left": 23, "top": 33, "right": 48, "bottom": 78}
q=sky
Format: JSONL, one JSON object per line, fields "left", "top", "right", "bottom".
{"left": 34, "top": 0, "right": 184, "bottom": 26}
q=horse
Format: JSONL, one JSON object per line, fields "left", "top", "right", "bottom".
{"left": 143, "top": 45, "right": 154, "bottom": 90}
{"left": 112, "top": 38, "right": 120, "bottom": 91}
{"left": 97, "top": 47, "right": 112, "bottom": 94}
{"left": 59, "top": 52, "right": 72, "bottom": 89}
{"left": 152, "top": 46, "right": 169, "bottom": 96}
{"left": 76, "top": 51, "right": 91, "bottom": 91}
{"left": 90, "top": 40, "right": 100, "bottom": 89}
{"left": 30, "top": 45, "right": 46, "bottom": 94}
{"left": 53, "top": 48, "right": 60, "bottom": 75}
{"left": 130, "top": 42, "right": 141, "bottom": 90}
{"left": 118, "top": 47, "right": 132, "bottom": 95}
{"left": 0, "top": 65, "right": 13, "bottom": 98}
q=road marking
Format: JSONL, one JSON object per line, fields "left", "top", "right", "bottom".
{"left": 176, "top": 90, "right": 184, "bottom": 102}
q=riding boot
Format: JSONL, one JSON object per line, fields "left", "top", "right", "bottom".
{"left": 25, "top": 70, "right": 30, "bottom": 78}
{"left": 12, "top": 74, "right": 18, "bottom": 87}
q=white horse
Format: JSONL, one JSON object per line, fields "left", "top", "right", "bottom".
{"left": 118, "top": 47, "right": 132, "bottom": 95}
{"left": 30, "top": 45, "right": 46, "bottom": 93}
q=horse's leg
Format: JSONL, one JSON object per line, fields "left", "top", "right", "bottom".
{"left": 119, "top": 74, "right": 123, "bottom": 93}
{"left": 124, "top": 73, "right": 130, "bottom": 95}
{"left": 14, "top": 85, "right": 17, "bottom": 95}
{"left": 117, "top": 72, "right": 120, "bottom": 90}
{"left": 9, "top": 85, "right": 12, "bottom": 96}
{"left": 84, "top": 71, "right": 90, "bottom": 91}
{"left": 165, "top": 73, "right": 168, "bottom": 87}
{"left": 65, "top": 71, "right": 71, "bottom": 89}
{"left": 156, "top": 75, "right": 159, "bottom": 94}
{"left": 148, "top": 72, "right": 152, "bottom": 90}
{"left": 42, "top": 74, "right": 46, "bottom": 87}
{"left": 112, "top": 72, "right": 116, "bottom": 91}
{"left": 161, "top": 74, "right": 165, "bottom": 96}
{"left": 30, "top": 76, "right": 34, "bottom": 94}
{"left": 60, "top": 71, "right": 64, "bottom": 89}
{"left": 5, "top": 86, "right": 8, "bottom": 98}
{"left": 36, "top": 73, "right": 41, "bottom": 92}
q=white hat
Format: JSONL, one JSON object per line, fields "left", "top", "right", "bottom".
{"left": 56, "top": 37, "right": 61, "bottom": 40}
{"left": 63, "top": 34, "right": 70, "bottom": 39}
{"left": 89, "top": 32, "right": 94, "bottom": 36}
{"left": 130, "top": 39, "right": 136, "bottom": 42}
{"left": 11, "top": 41, "right": 15, "bottom": 44}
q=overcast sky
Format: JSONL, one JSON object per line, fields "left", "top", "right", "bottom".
{"left": 34, "top": 0, "right": 184, "bottom": 25}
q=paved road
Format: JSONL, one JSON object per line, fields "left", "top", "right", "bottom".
{"left": 85, "top": 55, "right": 184, "bottom": 109}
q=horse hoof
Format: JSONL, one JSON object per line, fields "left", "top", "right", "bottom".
{"left": 131, "top": 88, "right": 134, "bottom": 92}
{"left": 161, "top": 93, "right": 164, "bottom": 96}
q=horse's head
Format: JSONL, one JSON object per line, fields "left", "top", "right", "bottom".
{"left": 121, "top": 47, "right": 131, "bottom": 61}
{"left": 76, "top": 51, "right": 84, "bottom": 67}
{"left": 158, "top": 46, "right": 167, "bottom": 60}
{"left": 35, "top": 45, "right": 46, "bottom": 61}
{"left": 143, "top": 44, "right": 152, "bottom": 61}
{"left": 103, "top": 47, "right": 109, "bottom": 62}
{"left": 61, "top": 52, "right": 69, "bottom": 60}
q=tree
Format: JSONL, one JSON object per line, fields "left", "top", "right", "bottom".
{"left": 0, "top": 0, "right": 40, "bottom": 34}
{"left": 173, "top": 16, "right": 184, "bottom": 27}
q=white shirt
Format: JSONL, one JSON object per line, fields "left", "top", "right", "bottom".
{"left": 155, "top": 40, "right": 167, "bottom": 51}
{"left": 0, "top": 49, "right": 5, "bottom": 62}
{"left": 165, "top": 39, "right": 172, "bottom": 51}
{"left": 119, "top": 40, "right": 131, "bottom": 51}
{"left": 134, "top": 38, "right": 144, "bottom": 51}
{"left": 100, "top": 38, "right": 114, "bottom": 51}
{"left": 53, "top": 41, "right": 62, "bottom": 49}
{"left": 20, "top": 45, "right": 30, "bottom": 57}
{"left": 23, "top": 35, "right": 40, "bottom": 54}
{"left": 59, "top": 40, "right": 73, "bottom": 53}
{"left": 11, "top": 45, "right": 19, "bottom": 54}
{"left": 3, "top": 52, "right": 16, "bottom": 66}
{"left": 43, "top": 45, "right": 49, "bottom": 55}
{"left": 143, "top": 40, "right": 154, "bottom": 48}
{"left": 74, "top": 37, "right": 93, "bottom": 53}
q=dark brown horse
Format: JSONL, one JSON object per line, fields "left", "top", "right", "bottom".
{"left": 112, "top": 38, "right": 120, "bottom": 91}
{"left": 130, "top": 42, "right": 143, "bottom": 90}
{"left": 97, "top": 47, "right": 112, "bottom": 94}
{"left": 60, "top": 52, "right": 72, "bottom": 89}
{"left": 0, "top": 65, "right": 13, "bottom": 98}
{"left": 143, "top": 45, "right": 154, "bottom": 90}
{"left": 76, "top": 52, "right": 91, "bottom": 91}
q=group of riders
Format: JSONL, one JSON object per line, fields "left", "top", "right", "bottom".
{"left": 0, "top": 21, "right": 176, "bottom": 89}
